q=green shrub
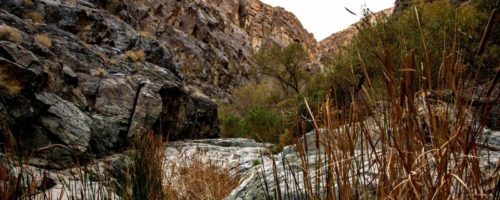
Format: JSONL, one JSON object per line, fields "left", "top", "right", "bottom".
{"left": 220, "top": 113, "right": 242, "bottom": 138}
{"left": 24, "top": 11, "right": 44, "bottom": 23}
{"left": 220, "top": 107, "right": 286, "bottom": 144}
{"left": 241, "top": 107, "right": 284, "bottom": 144}
{"left": 318, "top": 0, "right": 487, "bottom": 103}
{"left": 254, "top": 42, "right": 310, "bottom": 94}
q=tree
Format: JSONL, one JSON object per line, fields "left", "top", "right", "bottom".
{"left": 254, "top": 42, "right": 309, "bottom": 94}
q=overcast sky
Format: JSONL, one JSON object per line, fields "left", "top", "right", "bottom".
{"left": 260, "top": 0, "right": 395, "bottom": 41}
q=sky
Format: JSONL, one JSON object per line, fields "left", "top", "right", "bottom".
{"left": 260, "top": 0, "right": 395, "bottom": 41}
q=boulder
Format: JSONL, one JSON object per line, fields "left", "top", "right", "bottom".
{"left": 36, "top": 92, "right": 93, "bottom": 153}
{"left": 0, "top": 0, "right": 219, "bottom": 169}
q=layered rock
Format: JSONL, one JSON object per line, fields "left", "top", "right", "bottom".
{"left": 0, "top": 0, "right": 218, "bottom": 169}
{"left": 318, "top": 8, "right": 394, "bottom": 58}
{"left": 90, "top": 0, "right": 317, "bottom": 98}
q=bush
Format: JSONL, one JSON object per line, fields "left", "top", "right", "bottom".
{"left": 220, "top": 107, "right": 285, "bottom": 144}
{"left": 0, "top": 66, "right": 23, "bottom": 95}
{"left": 230, "top": 81, "right": 283, "bottom": 115}
{"left": 125, "top": 50, "right": 145, "bottom": 62}
{"left": 138, "top": 30, "right": 155, "bottom": 39}
{"left": 0, "top": 25, "right": 22, "bottom": 43}
{"left": 165, "top": 155, "right": 239, "bottom": 200}
{"left": 24, "top": 11, "right": 44, "bottom": 23}
{"left": 254, "top": 42, "right": 310, "bottom": 94}
{"left": 219, "top": 113, "right": 242, "bottom": 138}
{"left": 318, "top": 0, "right": 486, "bottom": 103}
{"left": 34, "top": 34, "right": 52, "bottom": 48}
{"left": 240, "top": 107, "right": 284, "bottom": 144}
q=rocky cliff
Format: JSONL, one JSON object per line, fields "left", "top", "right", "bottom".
{"left": 0, "top": 0, "right": 219, "bottom": 169}
{"left": 91, "top": 0, "right": 317, "bottom": 99}
{"left": 318, "top": 8, "right": 394, "bottom": 58}
{"left": 0, "top": 0, "right": 320, "bottom": 169}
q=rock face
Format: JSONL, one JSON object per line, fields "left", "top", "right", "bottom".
{"left": 90, "top": 0, "right": 317, "bottom": 98}
{"left": 318, "top": 8, "right": 393, "bottom": 59}
{"left": 0, "top": 0, "right": 218, "bottom": 169}
{"left": 0, "top": 0, "right": 324, "bottom": 168}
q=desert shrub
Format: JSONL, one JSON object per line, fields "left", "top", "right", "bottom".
{"left": 0, "top": 66, "right": 23, "bottom": 95}
{"left": 34, "top": 34, "right": 52, "bottom": 48}
{"left": 96, "top": 67, "right": 108, "bottom": 78}
{"left": 0, "top": 25, "right": 22, "bottom": 43}
{"left": 138, "top": 30, "right": 155, "bottom": 39}
{"left": 165, "top": 154, "right": 239, "bottom": 200}
{"left": 318, "top": 0, "right": 486, "bottom": 103}
{"left": 230, "top": 81, "right": 283, "bottom": 115}
{"left": 219, "top": 43, "right": 310, "bottom": 144}
{"left": 220, "top": 107, "right": 285, "bottom": 144}
{"left": 264, "top": 1, "right": 500, "bottom": 198}
{"left": 254, "top": 42, "right": 310, "bottom": 94}
{"left": 220, "top": 79, "right": 300, "bottom": 144}
{"left": 219, "top": 113, "right": 242, "bottom": 138}
{"left": 125, "top": 50, "right": 145, "bottom": 62}
{"left": 240, "top": 107, "right": 284, "bottom": 144}
{"left": 24, "top": 11, "right": 44, "bottom": 23}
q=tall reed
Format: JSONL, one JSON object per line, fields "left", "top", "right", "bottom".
{"left": 265, "top": 3, "right": 500, "bottom": 199}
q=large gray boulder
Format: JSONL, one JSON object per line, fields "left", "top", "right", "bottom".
{"left": 36, "top": 92, "right": 93, "bottom": 153}
{"left": 0, "top": 0, "right": 218, "bottom": 169}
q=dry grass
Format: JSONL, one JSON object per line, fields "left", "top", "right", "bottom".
{"left": 0, "top": 25, "right": 22, "bottom": 43}
{"left": 34, "top": 34, "right": 52, "bottom": 48}
{"left": 166, "top": 153, "right": 239, "bottom": 200}
{"left": 24, "top": 11, "right": 44, "bottom": 23}
{"left": 0, "top": 67, "right": 23, "bottom": 95}
{"left": 266, "top": 4, "right": 500, "bottom": 199}
{"left": 127, "top": 131, "right": 166, "bottom": 200}
{"left": 124, "top": 50, "right": 145, "bottom": 62}
{"left": 23, "top": 0, "right": 34, "bottom": 7}
{"left": 96, "top": 67, "right": 107, "bottom": 78}
{"left": 138, "top": 30, "right": 155, "bottom": 39}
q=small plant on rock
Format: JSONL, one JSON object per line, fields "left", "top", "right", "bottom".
{"left": 125, "top": 50, "right": 145, "bottom": 62}
{"left": 0, "top": 25, "right": 21, "bottom": 43}
{"left": 24, "top": 11, "right": 44, "bottom": 23}
{"left": 34, "top": 34, "right": 52, "bottom": 48}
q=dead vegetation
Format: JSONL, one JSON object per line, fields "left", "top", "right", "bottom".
{"left": 0, "top": 25, "right": 22, "bottom": 43}
{"left": 165, "top": 151, "right": 240, "bottom": 200}
{"left": 34, "top": 34, "right": 52, "bottom": 48}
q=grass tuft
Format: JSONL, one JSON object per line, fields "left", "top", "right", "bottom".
{"left": 24, "top": 11, "right": 44, "bottom": 23}
{"left": 166, "top": 152, "right": 239, "bottom": 200}
{"left": 0, "top": 25, "right": 22, "bottom": 43}
{"left": 125, "top": 50, "right": 145, "bottom": 62}
{"left": 34, "top": 34, "right": 52, "bottom": 48}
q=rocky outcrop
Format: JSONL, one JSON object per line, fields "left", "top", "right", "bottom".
{"left": 318, "top": 8, "right": 393, "bottom": 59}
{"left": 318, "top": 25, "right": 357, "bottom": 57}
{"left": 0, "top": 0, "right": 218, "bottom": 169}
{"left": 4, "top": 125, "right": 500, "bottom": 199}
{"left": 90, "top": 0, "right": 317, "bottom": 98}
